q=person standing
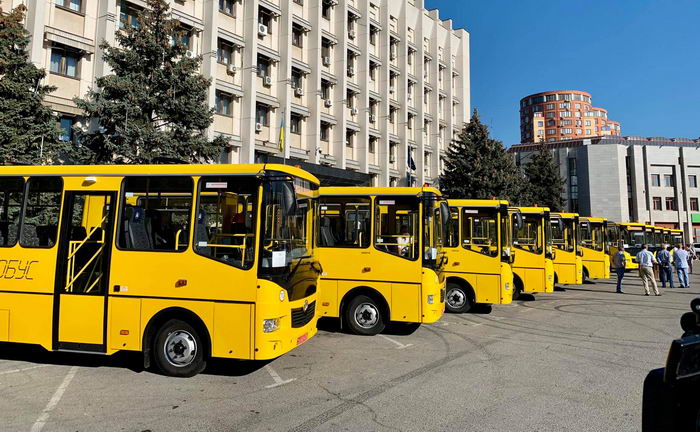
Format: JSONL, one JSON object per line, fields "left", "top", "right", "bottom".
{"left": 674, "top": 244, "right": 690, "bottom": 288}
{"left": 612, "top": 242, "right": 627, "bottom": 293}
{"left": 657, "top": 244, "right": 674, "bottom": 288}
{"left": 636, "top": 245, "right": 660, "bottom": 296}
{"left": 686, "top": 244, "right": 696, "bottom": 274}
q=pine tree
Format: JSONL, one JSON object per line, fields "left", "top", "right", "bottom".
{"left": 74, "top": 0, "right": 226, "bottom": 164}
{"left": 440, "top": 110, "right": 524, "bottom": 202}
{"left": 0, "top": 5, "right": 68, "bottom": 165}
{"left": 523, "top": 142, "right": 566, "bottom": 211}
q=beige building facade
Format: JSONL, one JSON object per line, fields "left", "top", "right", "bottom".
{"left": 3, "top": 0, "right": 470, "bottom": 186}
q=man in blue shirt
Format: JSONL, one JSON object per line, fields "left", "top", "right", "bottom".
{"left": 674, "top": 244, "right": 690, "bottom": 288}
{"left": 636, "top": 245, "right": 660, "bottom": 296}
{"left": 656, "top": 244, "right": 674, "bottom": 288}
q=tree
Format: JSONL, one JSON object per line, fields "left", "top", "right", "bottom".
{"left": 0, "top": 5, "right": 68, "bottom": 165}
{"left": 440, "top": 110, "right": 524, "bottom": 202}
{"left": 522, "top": 142, "right": 566, "bottom": 211}
{"left": 74, "top": 0, "right": 226, "bottom": 164}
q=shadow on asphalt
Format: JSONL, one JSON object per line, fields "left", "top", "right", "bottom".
{"left": 554, "top": 286, "right": 567, "bottom": 292}
{"left": 317, "top": 317, "right": 423, "bottom": 336}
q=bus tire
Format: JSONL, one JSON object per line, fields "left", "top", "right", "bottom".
{"left": 345, "top": 294, "right": 385, "bottom": 336}
{"left": 445, "top": 282, "right": 473, "bottom": 313}
{"left": 582, "top": 268, "right": 589, "bottom": 283}
{"left": 153, "top": 319, "right": 206, "bottom": 377}
{"left": 512, "top": 283, "right": 523, "bottom": 301}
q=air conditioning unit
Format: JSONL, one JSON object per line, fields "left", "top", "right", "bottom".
{"left": 347, "top": 66, "right": 354, "bottom": 76}
{"left": 322, "top": 56, "right": 331, "bottom": 66}
{"left": 348, "top": 30, "right": 356, "bottom": 39}
{"left": 389, "top": 86, "right": 395, "bottom": 94}
{"left": 264, "top": 75, "right": 273, "bottom": 86}
{"left": 369, "top": 114, "right": 376, "bottom": 122}
{"left": 328, "top": 0, "right": 338, "bottom": 5}
{"left": 350, "top": 107, "right": 358, "bottom": 115}
{"left": 227, "top": 64, "right": 237, "bottom": 75}
{"left": 255, "top": 122, "right": 263, "bottom": 132}
{"left": 324, "top": 99, "right": 333, "bottom": 108}
{"left": 294, "top": 87, "right": 304, "bottom": 96}
{"left": 185, "top": 50, "right": 195, "bottom": 58}
{"left": 258, "top": 23, "right": 268, "bottom": 36}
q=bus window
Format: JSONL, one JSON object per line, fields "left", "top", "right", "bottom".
{"left": 0, "top": 177, "right": 25, "bottom": 247}
{"left": 462, "top": 208, "right": 498, "bottom": 257}
{"left": 445, "top": 208, "right": 459, "bottom": 248}
{"left": 513, "top": 214, "right": 542, "bottom": 254}
{"left": 118, "top": 176, "right": 193, "bottom": 252}
{"left": 195, "top": 176, "right": 258, "bottom": 269}
{"left": 21, "top": 177, "right": 62, "bottom": 248}
{"left": 374, "top": 196, "right": 419, "bottom": 260}
{"left": 318, "top": 196, "right": 371, "bottom": 248}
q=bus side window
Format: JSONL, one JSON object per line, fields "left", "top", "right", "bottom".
{"left": 194, "top": 176, "right": 258, "bottom": 269}
{"left": 445, "top": 208, "right": 459, "bottom": 248}
{"left": 374, "top": 196, "right": 419, "bottom": 260}
{"left": 0, "top": 177, "right": 25, "bottom": 248}
{"left": 318, "top": 196, "right": 371, "bottom": 248}
{"left": 20, "top": 177, "right": 62, "bottom": 248}
{"left": 118, "top": 176, "right": 193, "bottom": 252}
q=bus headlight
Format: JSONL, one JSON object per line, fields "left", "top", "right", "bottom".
{"left": 427, "top": 295, "right": 435, "bottom": 305}
{"left": 504, "top": 282, "right": 511, "bottom": 291}
{"left": 279, "top": 290, "right": 285, "bottom": 302}
{"left": 263, "top": 318, "right": 280, "bottom": 333}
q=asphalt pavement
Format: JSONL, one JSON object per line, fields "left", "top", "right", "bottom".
{"left": 1, "top": 274, "right": 695, "bottom": 432}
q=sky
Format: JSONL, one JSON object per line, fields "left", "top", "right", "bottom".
{"left": 424, "top": 0, "right": 700, "bottom": 146}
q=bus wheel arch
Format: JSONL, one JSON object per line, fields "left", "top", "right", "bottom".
{"left": 142, "top": 307, "right": 211, "bottom": 377}
{"left": 512, "top": 274, "right": 524, "bottom": 300}
{"left": 445, "top": 277, "right": 475, "bottom": 313}
{"left": 554, "top": 273, "right": 559, "bottom": 286}
{"left": 582, "top": 266, "right": 590, "bottom": 282}
{"left": 340, "top": 287, "right": 389, "bottom": 336}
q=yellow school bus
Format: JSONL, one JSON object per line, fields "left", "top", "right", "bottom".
{"left": 550, "top": 213, "right": 583, "bottom": 285}
{"left": 606, "top": 222, "right": 647, "bottom": 270}
{"left": 316, "top": 187, "right": 447, "bottom": 335}
{"left": 647, "top": 224, "right": 664, "bottom": 254}
{"left": 509, "top": 207, "right": 555, "bottom": 299}
{"left": 442, "top": 199, "right": 513, "bottom": 313}
{"left": 670, "top": 228, "right": 684, "bottom": 245}
{"left": 0, "top": 164, "right": 321, "bottom": 377}
{"left": 579, "top": 217, "right": 611, "bottom": 280}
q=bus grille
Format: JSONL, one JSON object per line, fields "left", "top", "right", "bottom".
{"left": 291, "top": 301, "right": 316, "bottom": 328}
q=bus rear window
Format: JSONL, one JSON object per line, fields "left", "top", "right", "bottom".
{"left": 21, "top": 177, "right": 62, "bottom": 248}
{"left": 0, "top": 177, "right": 25, "bottom": 248}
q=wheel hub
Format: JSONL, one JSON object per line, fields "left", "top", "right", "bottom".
{"left": 164, "top": 330, "right": 197, "bottom": 367}
{"left": 447, "top": 288, "right": 466, "bottom": 308}
{"left": 354, "top": 303, "right": 379, "bottom": 329}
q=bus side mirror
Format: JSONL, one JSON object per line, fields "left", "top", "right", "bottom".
{"left": 514, "top": 212, "right": 524, "bottom": 230}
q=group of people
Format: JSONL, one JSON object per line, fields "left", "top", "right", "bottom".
{"left": 613, "top": 243, "right": 696, "bottom": 295}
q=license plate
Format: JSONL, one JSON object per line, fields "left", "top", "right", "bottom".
{"left": 296, "top": 333, "right": 308, "bottom": 345}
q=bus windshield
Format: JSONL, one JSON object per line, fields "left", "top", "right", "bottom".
{"left": 513, "top": 213, "right": 542, "bottom": 255}
{"left": 501, "top": 208, "right": 512, "bottom": 261}
{"left": 462, "top": 207, "right": 499, "bottom": 258}
{"left": 422, "top": 197, "right": 448, "bottom": 271}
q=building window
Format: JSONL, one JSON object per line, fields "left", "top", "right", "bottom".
{"left": 652, "top": 197, "right": 662, "bottom": 211}
{"left": 258, "top": 9, "right": 272, "bottom": 32}
{"left": 257, "top": 55, "right": 271, "bottom": 78}
{"left": 291, "top": 68, "right": 303, "bottom": 89}
{"left": 346, "top": 89, "right": 355, "bottom": 109}
{"left": 293, "top": 0, "right": 303, "bottom": 5}
{"left": 665, "top": 197, "right": 677, "bottom": 211}
{"left": 689, "top": 175, "right": 697, "bottom": 188}
{"left": 651, "top": 174, "right": 660, "bottom": 187}
{"left": 345, "top": 130, "right": 354, "bottom": 147}
{"left": 322, "top": 0, "right": 332, "bottom": 20}
{"left": 119, "top": 1, "right": 140, "bottom": 28}
{"left": 369, "top": 26, "right": 378, "bottom": 46}
{"left": 255, "top": 103, "right": 269, "bottom": 126}
{"left": 664, "top": 174, "right": 674, "bottom": 187}
{"left": 292, "top": 25, "right": 303, "bottom": 48}
{"left": 691, "top": 198, "right": 699, "bottom": 211}
{"left": 321, "top": 38, "right": 332, "bottom": 60}
{"left": 50, "top": 46, "right": 79, "bottom": 78}
{"left": 321, "top": 80, "right": 331, "bottom": 100}
{"left": 568, "top": 158, "right": 578, "bottom": 212}
{"left": 215, "top": 91, "right": 233, "bottom": 116}
{"left": 55, "top": 0, "right": 81, "bottom": 13}
{"left": 546, "top": 112, "right": 555, "bottom": 118}
{"left": 547, "top": 129, "right": 556, "bottom": 135}
{"left": 217, "top": 39, "right": 233, "bottom": 65}
{"left": 369, "top": 136, "right": 376, "bottom": 154}
{"left": 537, "top": 121, "right": 544, "bottom": 127}
{"left": 320, "top": 122, "right": 330, "bottom": 142}
{"left": 58, "top": 116, "right": 74, "bottom": 142}
{"left": 176, "top": 26, "right": 193, "bottom": 49}
{"left": 218, "top": 0, "right": 234, "bottom": 16}
{"left": 290, "top": 113, "right": 302, "bottom": 135}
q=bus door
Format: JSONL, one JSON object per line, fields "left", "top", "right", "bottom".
{"left": 54, "top": 191, "right": 116, "bottom": 352}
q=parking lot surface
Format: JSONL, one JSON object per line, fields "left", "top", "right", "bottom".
{"left": 1, "top": 276, "right": 695, "bottom": 432}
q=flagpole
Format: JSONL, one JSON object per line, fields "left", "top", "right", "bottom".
{"left": 279, "top": 109, "right": 286, "bottom": 165}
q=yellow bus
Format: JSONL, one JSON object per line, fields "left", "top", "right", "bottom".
{"left": 670, "top": 228, "right": 684, "bottom": 245}
{"left": 606, "top": 222, "right": 646, "bottom": 271}
{"left": 579, "top": 217, "right": 611, "bottom": 280}
{"left": 550, "top": 213, "right": 583, "bottom": 285}
{"left": 647, "top": 224, "right": 664, "bottom": 254}
{"left": 0, "top": 164, "right": 321, "bottom": 377}
{"left": 509, "top": 207, "right": 555, "bottom": 299}
{"left": 442, "top": 200, "right": 513, "bottom": 313}
{"left": 316, "top": 187, "right": 447, "bottom": 335}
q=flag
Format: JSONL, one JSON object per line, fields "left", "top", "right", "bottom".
{"left": 278, "top": 112, "right": 285, "bottom": 153}
{"left": 408, "top": 149, "right": 416, "bottom": 171}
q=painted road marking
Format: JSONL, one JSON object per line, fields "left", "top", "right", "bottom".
{"left": 379, "top": 334, "right": 413, "bottom": 350}
{"left": 0, "top": 365, "right": 49, "bottom": 376}
{"left": 30, "top": 366, "right": 78, "bottom": 432}
{"left": 264, "top": 364, "right": 296, "bottom": 389}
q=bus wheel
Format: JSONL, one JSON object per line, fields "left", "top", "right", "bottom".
{"left": 346, "top": 295, "right": 385, "bottom": 336}
{"left": 445, "top": 283, "right": 473, "bottom": 313}
{"left": 153, "top": 319, "right": 206, "bottom": 377}
{"left": 582, "top": 268, "right": 589, "bottom": 283}
{"left": 512, "top": 284, "right": 523, "bottom": 301}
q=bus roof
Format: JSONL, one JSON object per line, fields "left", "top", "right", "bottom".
{"left": 552, "top": 212, "right": 579, "bottom": 219}
{"left": 0, "top": 163, "right": 320, "bottom": 185}
{"left": 619, "top": 222, "right": 646, "bottom": 229}
{"left": 320, "top": 186, "right": 442, "bottom": 196}
{"left": 509, "top": 206, "right": 550, "bottom": 214}
{"left": 447, "top": 199, "right": 508, "bottom": 208}
{"left": 580, "top": 216, "right": 606, "bottom": 223}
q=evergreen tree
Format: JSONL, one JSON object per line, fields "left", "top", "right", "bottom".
{"left": 74, "top": 0, "right": 225, "bottom": 164}
{"left": 440, "top": 110, "right": 524, "bottom": 202}
{"left": 523, "top": 142, "right": 566, "bottom": 211}
{"left": 0, "top": 5, "right": 68, "bottom": 165}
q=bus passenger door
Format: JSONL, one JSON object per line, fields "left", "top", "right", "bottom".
{"left": 54, "top": 192, "right": 116, "bottom": 352}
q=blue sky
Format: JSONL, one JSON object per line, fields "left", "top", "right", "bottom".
{"left": 424, "top": 0, "right": 700, "bottom": 146}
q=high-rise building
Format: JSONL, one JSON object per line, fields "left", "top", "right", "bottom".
{"left": 519, "top": 90, "right": 621, "bottom": 144}
{"left": 2, "top": 0, "right": 470, "bottom": 186}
